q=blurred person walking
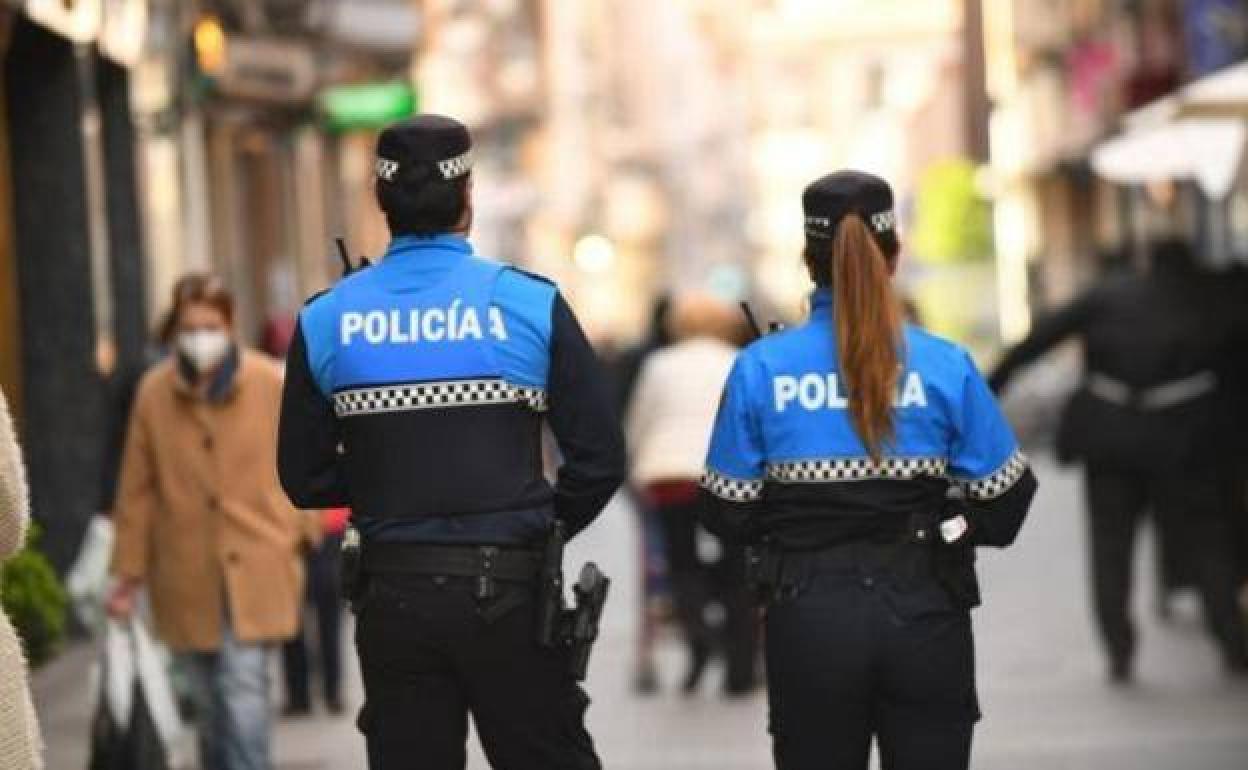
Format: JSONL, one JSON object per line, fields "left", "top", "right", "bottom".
{"left": 277, "top": 115, "right": 625, "bottom": 770}
{"left": 608, "top": 295, "right": 674, "bottom": 694}
{"left": 626, "top": 292, "right": 757, "bottom": 695}
{"left": 259, "top": 316, "right": 348, "bottom": 718}
{"left": 107, "top": 274, "right": 316, "bottom": 770}
{"left": 0, "top": 388, "right": 43, "bottom": 769}
{"left": 280, "top": 506, "right": 348, "bottom": 717}
{"left": 991, "top": 238, "right": 1248, "bottom": 682}
{"left": 701, "top": 172, "right": 1036, "bottom": 769}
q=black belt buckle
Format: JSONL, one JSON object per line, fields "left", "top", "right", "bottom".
{"left": 477, "top": 546, "right": 500, "bottom": 600}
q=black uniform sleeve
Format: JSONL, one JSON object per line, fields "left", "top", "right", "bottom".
{"left": 989, "top": 291, "right": 1096, "bottom": 393}
{"left": 698, "top": 492, "right": 764, "bottom": 545}
{"left": 696, "top": 354, "right": 768, "bottom": 545}
{"left": 965, "top": 467, "right": 1038, "bottom": 547}
{"left": 547, "top": 294, "right": 627, "bottom": 537}
{"left": 277, "top": 322, "right": 350, "bottom": 508}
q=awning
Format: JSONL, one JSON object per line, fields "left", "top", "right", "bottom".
{"left": 1092, "top": 60, "right": 1248, "bottom": 198}
{"left": 1090, "top": 118, "right": 1245, "bottom": 198}
{"left": 1179, "top": 60, "right": 1248, "bottom": 118}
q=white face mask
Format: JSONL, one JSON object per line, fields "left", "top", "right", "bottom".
{"left": 177, "top": 329, "right": 231, "bottom": 373}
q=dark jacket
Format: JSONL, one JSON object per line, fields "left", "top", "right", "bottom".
{"left": 990, "top": 258, "right": 1247, "bottom": 471}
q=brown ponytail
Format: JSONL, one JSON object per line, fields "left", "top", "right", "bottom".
{"left": 827, "top": 214, "right": 902, "bottom": 460}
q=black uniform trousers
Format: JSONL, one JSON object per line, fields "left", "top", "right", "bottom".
{"left": 1084, "top": 466, "right": 1248, "bottom": 670}
{"left": 765, "top": 546, "right": 977, "bottom": 770}
{"left": 355, "top": 573, "right": 600, "bottom": 770}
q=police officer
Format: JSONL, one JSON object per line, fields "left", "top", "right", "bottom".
{"left": 277, "top": 115, "right": 625, "bottom": 769}
{"left": 700, "top": 171, "right": 1037, "bottom": 770}
{"left": 991, "top": 238, "right": 1248, "bottom": 682}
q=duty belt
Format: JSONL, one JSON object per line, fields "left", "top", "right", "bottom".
{"left": 362, "top": 542, "right": 542, "bottom": 600}
{"left": 1086, "top": 370, "right": 1217, "bottom": 411}
{"left": 746, "top": 513, "right": 937, "bottom": 601}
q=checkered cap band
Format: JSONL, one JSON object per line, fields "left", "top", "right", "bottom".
{"left": 869, "top": 209, "right": 896, "bottom": 233}
{"left": 805, "top": 209, "right": 895, "bottom": 238}
{"left": 375, "top": 157, "right": 400, "bottom": 181}
{"left": 700, "top": 469, "right": 764, "bottom": 503}
{"left": 767, "top": 456, "right": 948, "bottom": 484}
{"left": 437, "top": 149, "right": 473, "bottom": 180}
{"left": 805, "top": 216, "right": 833, "bottom": 239}
{"left": 333, "top": 379, "right": 547, "bottom": 417}
{"left": 961, "top": 450, "right": 1028, "bottom": 500}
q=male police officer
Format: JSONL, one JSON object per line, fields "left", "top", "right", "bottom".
{"left": 277, "top": 114, "right": 625, "bottom": 769}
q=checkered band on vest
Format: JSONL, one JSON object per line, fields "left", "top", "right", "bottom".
{"left": 700, "top": 469, "right": 764, "bottom": 502}
{"left": 333, "top": 379, "right": 548, "bottom": 417}
{"left": 962, "top": 450, "right": 1028, "bottom": 500}
{"left": 767, "top": 456, "right": 948, "bottom": 484}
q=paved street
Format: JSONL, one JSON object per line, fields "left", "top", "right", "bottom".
{"left": 35, "top": 454, "right": 1248, "bottom": 768}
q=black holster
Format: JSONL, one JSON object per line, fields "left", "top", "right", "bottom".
{"left": 567, "top": 563, "right": 610, "bottom": 681}
{"left": 535, "top": 520, "right": 612, "bottom": 681}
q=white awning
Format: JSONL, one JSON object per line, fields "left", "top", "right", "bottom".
{"left": 1180, "top": 61, "right": 1248, "bottom": 118}
{"left": 1090, "top": 118, "right": 1245, "bottom": 199}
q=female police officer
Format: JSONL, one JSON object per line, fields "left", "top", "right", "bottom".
{"left": 699, "top": 171, "right": 1037, "bottom": 770}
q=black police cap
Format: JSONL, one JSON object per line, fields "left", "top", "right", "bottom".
{"left": 802, "top": 170, "right": 896, "bottom": 242}
{"left": 374, "top": 114, "right": 473, "bottom": 189}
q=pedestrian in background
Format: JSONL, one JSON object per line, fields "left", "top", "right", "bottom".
{"left": 991, "top": 238, "right": 1248, "bottom": 683}
{"left": 0, "top": 388, "right": 43, "bottom": 769}
{"left": 280, "top": 506, "right": 347, "bottom": 717}
{"left": 701, "top": 171, "right": 1036, "bottom": 769}
{"left": 107, "top": 274, "right": 317, "bottom": 770}
{"left": 260, "top": 315, "right": 348, "bottom": 719}
{"left": 626, "top": 292, "right": 757, "bottom": 695}
{"left": 608, "top": 295, "right": 674, "bottom": 694}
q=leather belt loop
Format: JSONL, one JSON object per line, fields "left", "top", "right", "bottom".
{"left": 477, "top": 546, "right": 500, "bottom": 600}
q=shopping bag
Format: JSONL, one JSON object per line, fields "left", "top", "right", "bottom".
{"left": 88, "top": 619, "right": 183, "bottom": 770}
{"left": 65, "top": 515, "right": 115, "bottom": 633}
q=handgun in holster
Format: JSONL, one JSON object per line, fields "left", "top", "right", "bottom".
{"left": 535, "top": 519, "right": 612, "bottom": 681}
{"left": 567, "top": 563, "right": 609, "bottom": 681}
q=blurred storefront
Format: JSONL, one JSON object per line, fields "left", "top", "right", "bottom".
{"left": 0, "top": 0, "right": 148, "bottom": 568}
{"left": 134, "top": 0, "right": 418, "bottom": 344}
{"left": 982, "top": 0, "right": 1248, "bottom": 343}
{"left": 740, "top": 0, "right": 990, "bottom": 346}
{"left": 0, "top": 0, "right": 419, "bottom": 567}
{"left": 413, "top": 0, "right": 710, "bottom": 342}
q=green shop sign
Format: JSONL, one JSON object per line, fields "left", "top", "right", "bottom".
{"left": 320, "top": 82, "right": 417, "bottom": 132}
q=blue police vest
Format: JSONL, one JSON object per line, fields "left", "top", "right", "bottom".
{"left": 703, "top": 290, "right": 1026, "bottom": 511}
{"left": 299, "top": 236, "right": 556, "bottom": 533}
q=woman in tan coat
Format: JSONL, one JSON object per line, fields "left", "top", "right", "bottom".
{"left": 108, "top": 274, "right": 312, "bottom": 770}
{"left": 0, "top": 389, "right": 42, "bottom": 768}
